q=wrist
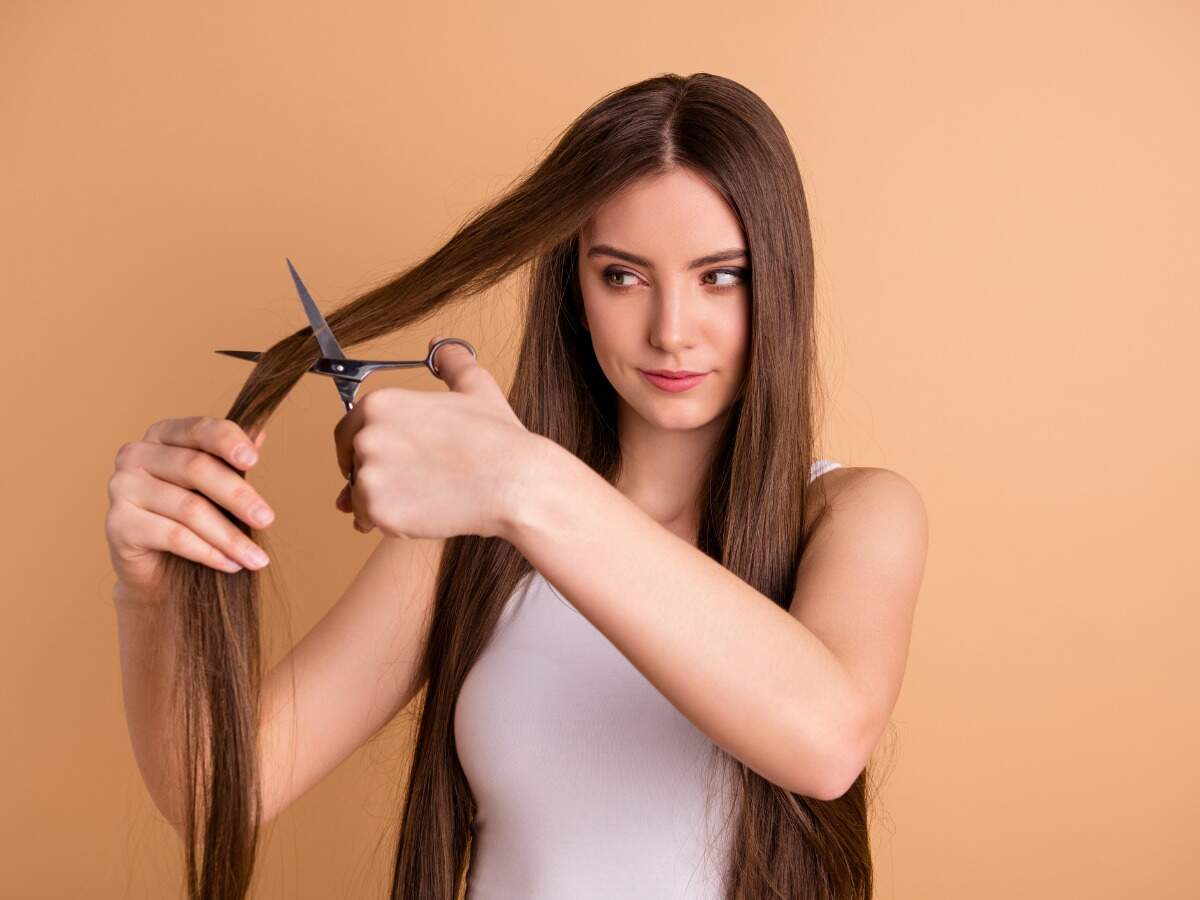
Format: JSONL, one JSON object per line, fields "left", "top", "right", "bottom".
{"left": 498, "top": 433, "right": 569, "bottom": 547}
{"left": 111, "top": 580, "right": 165, "bottom": 613}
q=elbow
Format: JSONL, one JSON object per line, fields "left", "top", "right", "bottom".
{"left": 826, "top": 716, "right": 871, "bottom": 801}
{"left": 805, "top": 750, "right": 864, "bottom": 803}
{"left": 794, "top": 712, "right": 868, "bottom": 802}
{"left": 811, "top": 761, "right": 863, "bottom": 802}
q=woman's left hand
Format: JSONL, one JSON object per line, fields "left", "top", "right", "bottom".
{"left": 333, "top": 335, "right": 539, "bottom": 541}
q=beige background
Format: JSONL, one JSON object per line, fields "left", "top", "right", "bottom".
{"left": 2, "top": 1, "right": 1197, "bottom": 897}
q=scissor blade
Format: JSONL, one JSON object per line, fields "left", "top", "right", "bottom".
{"left": 214, "top": 349, "right": 262, "bottom": 362}
{"left": 286, "top": 257, "right": 346, "bottom": 361}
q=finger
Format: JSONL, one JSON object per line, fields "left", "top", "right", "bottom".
{"left": 428, "top": 334, "right": 476, "bottom": 387}
{"left": 145, "top": 416, "right": 262, "bottom": 472}
{"left": 348, "top": 478, "right": 375, "bottom": 533}
{"left": 118, "top": 470, "right": 271, "bottom": 570}
{"left": 118, "top": 503, "right": 248, "bottom": 574}
{"left": 428, "top": 335, "right": 524, "bottom": 431}
{"left": 333, "top": 402, "right": 367, "bottom": 481}
{"left": 334, "top": 482, "right": 363, "bottom": 521}
{"left": 132, "top": 442, "right": 276, "bottom": 530}
{"left": 341, "top": 460, "right": 375, "bottom": 533}
{"left": 429, "top": 335, "right": 506, "bottom": 404}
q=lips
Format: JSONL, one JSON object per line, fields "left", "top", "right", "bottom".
{"left": 639, "top": 369, "right": 709, "bottom": 393}
{"left": 642, "top": 369, "right": 707, "bottom": 378}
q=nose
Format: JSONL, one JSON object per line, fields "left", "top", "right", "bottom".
{"left": 648, "top": 281, "right": 699, "bottom": 353}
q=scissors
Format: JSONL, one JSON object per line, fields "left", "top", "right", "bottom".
{"left": 215, "top": 257, "right": 477, "bottom": 484}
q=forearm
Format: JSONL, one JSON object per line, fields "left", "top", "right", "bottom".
{"left": 112, "top": 583, "right": 191, "bottom": 837}
{"left": 501, "top": 437, "right": 862, "bottom": 799}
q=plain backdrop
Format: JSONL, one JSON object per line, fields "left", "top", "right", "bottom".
{"left": 2, "top": 1, "right": 1197, "bottom": 897}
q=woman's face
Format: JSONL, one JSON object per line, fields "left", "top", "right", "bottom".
{"left": 577, "top": 168, "right": 751, "bottom": 434}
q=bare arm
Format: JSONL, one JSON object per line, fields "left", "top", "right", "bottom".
{"left": 112, "top": 533, "right": 444, "bottom": 838}
{"left": 502, "top": 439, "right": 926, "bottom": 801}
{"left": 257, "top": 533, "right": 444, "bottom": 827}
{"left": 112, "top": 584, "right": 193, "bottom": 838}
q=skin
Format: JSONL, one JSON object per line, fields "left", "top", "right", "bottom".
{"left": 576, "top": 167, "right": 751, "bottom": 544}
{"left": 105, "top": 167, "right": 922, "bottom": 811}
{"left": 468, "top": 168, "right": 925, "bottom": 797}
{"left": 108, "top": 163, "right": 749, "bottom": 593}
{"left": 107, "top": 421, "right": 274, "bottom": 603}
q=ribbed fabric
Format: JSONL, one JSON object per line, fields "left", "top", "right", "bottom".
{"left": 455, "top": 459, "right": 844, "bottom": 899}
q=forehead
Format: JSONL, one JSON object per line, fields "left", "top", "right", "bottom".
{"left": 581, "top": 168, "right": 745, "bottom": 260}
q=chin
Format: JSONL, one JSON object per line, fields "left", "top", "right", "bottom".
{"left": 631, "top": 398, "right": 719, "bottom": 431}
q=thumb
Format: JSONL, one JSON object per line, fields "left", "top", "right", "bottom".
{"left": 428, "top": 335, "right": 483, "bottom": 391}
{"left": 428, "top": 334, "right": 516, "bottom": 420}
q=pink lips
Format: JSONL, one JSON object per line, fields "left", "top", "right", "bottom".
{"left": 639, "top": 369, "right": 710, "bottom": 393}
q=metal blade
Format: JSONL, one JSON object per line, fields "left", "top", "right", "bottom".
{"left": 286, "top": 257, "right": 346, "bottom": 361}
{"left": 214, "top": 349, "right": 263, "bottom": 362}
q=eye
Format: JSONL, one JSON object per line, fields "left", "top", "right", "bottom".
{"left": 602, "top": 267, "right": 641, "bottom": 289}
{"left": 702, "top": 267, "right": 750, "bottom": 290}
{"left": 600, "top": 266, "right": 751, "bottom": 292}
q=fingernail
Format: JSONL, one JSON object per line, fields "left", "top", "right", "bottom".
{"left": 234, "top": 445, "right": 257, "bottom": 466}
{"left": 250, "top": 503, "right": 274, "bottom": 525}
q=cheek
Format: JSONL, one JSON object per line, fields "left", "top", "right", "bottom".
{"left": 715, "top": 303, "right": 750, "bottom": 367}
{"left": 582, "top": 296, "right": 638, "bottom": 353}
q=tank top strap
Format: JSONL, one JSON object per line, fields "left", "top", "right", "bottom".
{"left": 809, "top": 458, "right": 843, "bottom": 482}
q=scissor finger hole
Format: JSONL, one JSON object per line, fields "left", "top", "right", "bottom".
{"left": 424, "top": 340, "right": 475, "bottom": 379}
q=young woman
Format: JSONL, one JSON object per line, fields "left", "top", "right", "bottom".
{"left": 106, "top": 72, "right": 927, "bottom": 900}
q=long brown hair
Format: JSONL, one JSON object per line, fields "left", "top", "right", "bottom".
{"left": 161, "top": 71, "right": 883, "bottom": 900}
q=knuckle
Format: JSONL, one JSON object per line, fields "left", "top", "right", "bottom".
{"left": 182, "top": 451, "right": 211, "bottom": 480}
{"left": 107, "top": 469, "right": 132, "bottom": 502}
{"left": 163, "top": 521, "right": 190, "bottom": 553}
{"left": 178, "top": 492, "right": 208, "bottom": 521}
{"left": 229, "top": 483, "right": 254, "bottom": 508}
{"left": 188, "top": 415, "right": 214, "bottom": 439}
{"left": 104, "top": 505, "right": 126, "bottom": 541}
{"left": 354, "top": 464, "right": 377, "bottom": 491}
{"left": 114, "top": 441, "right": 140, "bottom": 470}
{"left": 222, "top": 418, "right": 247, "bottom": 448}
{"left": 351, "top": 429, "right": 374, "bottom": 459}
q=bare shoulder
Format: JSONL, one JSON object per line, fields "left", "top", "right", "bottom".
{"left": 803, "top": 464, "right": 927, "bottom": 539}
{"left": 790, "top": 466, "right": 928, "bottom": 794}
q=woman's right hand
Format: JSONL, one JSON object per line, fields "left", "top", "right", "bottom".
{"left": 105, "top": 416, "right": 274, "bottom": 604}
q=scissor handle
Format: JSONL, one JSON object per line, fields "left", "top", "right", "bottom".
{"left": 216, "top": 339, "right": 480, "bottom": 488}
{"left": 309, "top": 338, "right": 477, "bottom": 382}
{"left": 325, "top": 338, "right": 478, "bottom": 486}
{"left": 427, "top": 337, "right": 478, "bottom": 376}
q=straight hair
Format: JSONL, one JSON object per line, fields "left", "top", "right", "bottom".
{"left": 160, "top": 71, "right": 884, "bottom": 900}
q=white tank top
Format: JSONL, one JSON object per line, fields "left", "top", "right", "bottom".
{"left": 454, "top": 459, "right": 844, "bottom": 898}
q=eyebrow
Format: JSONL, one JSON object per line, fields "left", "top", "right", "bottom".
{"left": 585, "top": 243, "right": 750, "bottom": 270}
